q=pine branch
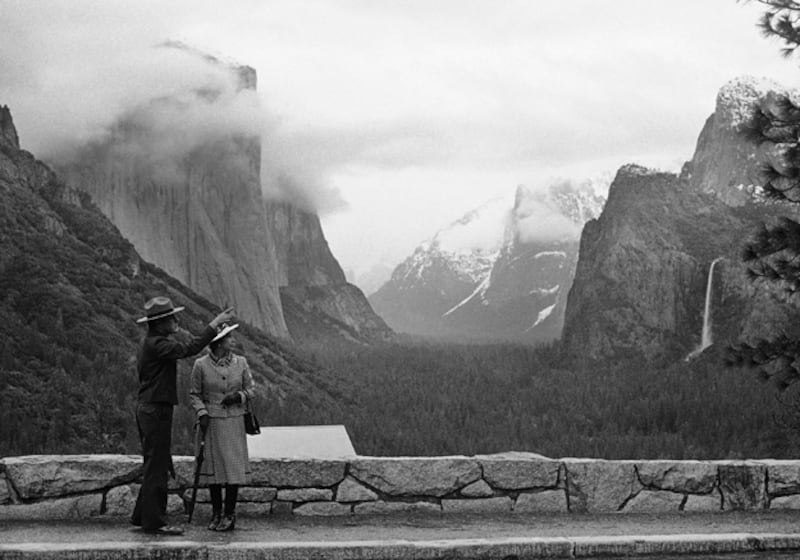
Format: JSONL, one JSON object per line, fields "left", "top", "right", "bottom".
{"left": 759, "top": 165, "right": 800, "bottom": 201}
{"left": 774, "top": 95, "right": 800, "bottom": 120}
{"left": 784, "top": 144, "right": 800, "bottom": 165}
{"left": 750, "top": 0, "right": 800, "bottom": 9}
{"left": 742, "top": 107, "right": 775, "bottom": 144}
{"left": 747, "top": 2, "right": 800, "bottom": 54}
{"left": 728, "top": 336, "right": 800, "bottom": 391}
{"left": 742, "top": 218, "right": 800, "bottom": 292}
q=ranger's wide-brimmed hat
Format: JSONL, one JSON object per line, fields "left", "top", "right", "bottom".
{"left": 212, "top": 322, "right": 239, "bottom": 342}
{"left": 136, "top": 296, "right": 185, "bottom": 324}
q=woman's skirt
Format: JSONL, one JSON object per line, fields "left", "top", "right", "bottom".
{"left": 198, "top": 415, "right": 250, "bottom": 485}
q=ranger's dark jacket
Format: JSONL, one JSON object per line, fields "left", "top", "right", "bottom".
{"left": 137, "top": 326, "right": 216, "bottom": 404}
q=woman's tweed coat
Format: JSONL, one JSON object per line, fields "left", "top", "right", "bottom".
{"left": 189, "top": 352, "right": 255, "bottom": 484}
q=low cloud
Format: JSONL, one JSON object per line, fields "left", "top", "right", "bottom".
{"left": 514, "top": 201, "right": 582, "bottom": 244}
{"left": 0, "top": 3, "right": 344, "bottom": 214}
{"left": 512, "top": 176, "right": 609, "bottom": 244}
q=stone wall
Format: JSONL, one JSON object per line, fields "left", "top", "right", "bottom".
{"left": 2, "top": 453, "right": 799, "bottom": 521}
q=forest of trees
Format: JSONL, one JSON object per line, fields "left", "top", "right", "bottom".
{"left": 268, "top": 340, "right": 792, "bottom": 460}
{"left": 4, "top": 297, "right": 788, "bottom": 461}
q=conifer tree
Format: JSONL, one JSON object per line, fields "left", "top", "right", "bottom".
{"left": 728, "top": 0, "right": 800, "bottom": 390}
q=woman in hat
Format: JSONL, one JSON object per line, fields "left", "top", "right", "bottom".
{"left": 189, "top": 322, "right": 255, "bottom": 531}
{"left": 132, "top": 296, "right": 234, "bottom": 536}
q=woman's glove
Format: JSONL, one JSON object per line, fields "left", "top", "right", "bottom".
{"left": 221, "top": 392, "right": 242, "bottom": 406}
{"left": 198, "top": 415, "right": 210, "bottom": 432}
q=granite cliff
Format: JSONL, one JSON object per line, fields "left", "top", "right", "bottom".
{"left": 56, "top": 51, "right": 392, "bottom": 346}
{"left": 562, "top": 77, "right": 800, "bottom": 364}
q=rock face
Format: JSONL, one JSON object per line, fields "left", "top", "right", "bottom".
{"left": 370, "top": 197, "right": 505, "bottom": 337}
{"left": 370, "top": 181, "right": 605, "bottom": 343}
{"left": 0, "top": 107, "right": 19, "bottom": 148}
{"left": 440, "top": 238, "right": 580, "bottom": 342}
{"left": 55, "top": 52, "right": 391, "bottom": 345}
{"left": 60, "top": 94, "right": 289, "bottom": 338}
{"left": 266, "top": 201, "right": 393, "bottom": 343}
{"left": 562, "top": 77, "right": 800, "bottom": 364}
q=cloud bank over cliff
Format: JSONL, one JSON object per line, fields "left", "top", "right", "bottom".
{"left": 0, "top": 1, "right": 344, "bottom": 213}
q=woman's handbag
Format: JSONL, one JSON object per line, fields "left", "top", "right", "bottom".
{"left": 244, "top": 400, "right": 261, "bottom": 435}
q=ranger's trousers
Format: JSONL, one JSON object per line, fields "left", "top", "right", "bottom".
{"left": 131, "top": 402, "right": 173, "bottom": 530}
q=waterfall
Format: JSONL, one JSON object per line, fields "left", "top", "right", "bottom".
{"left": 699, "top": 257, "right": 722, "bottom": 349}
{"left": 686, "top": 257, "right": 722, "bottom": 361}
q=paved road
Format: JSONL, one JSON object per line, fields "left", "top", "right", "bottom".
{"left": 2, "top": 510, "right": 800, "bottom": 558}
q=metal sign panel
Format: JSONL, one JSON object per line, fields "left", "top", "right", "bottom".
{"left": 247, "top": 425, "right": 356, "bottom": 459}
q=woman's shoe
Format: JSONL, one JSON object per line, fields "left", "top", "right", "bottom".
{"left": 207, "top": 511, "right": 221, "bottom": 531}
{"left": 215, "top": 513, "right": 236, "bottom": 531}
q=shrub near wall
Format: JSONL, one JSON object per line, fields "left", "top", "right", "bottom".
{"left": 1, "top": 453, "right": 800, "bottom": 520}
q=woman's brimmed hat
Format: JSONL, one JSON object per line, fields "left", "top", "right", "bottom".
{"left": 212, "top": 322, "right": 239, "bottom": 342}
{"left": 136, "top": 296, "right": 185, "bottom": 324}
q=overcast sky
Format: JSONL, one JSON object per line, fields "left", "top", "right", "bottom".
{"left": 3, "top": 0, "right": 800, "bottom": 283}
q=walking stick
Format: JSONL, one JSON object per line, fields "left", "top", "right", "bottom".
{"left": 187, "top": 422, "right": 205, "bottom": 523}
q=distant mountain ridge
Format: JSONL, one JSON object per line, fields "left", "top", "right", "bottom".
{"left": 370, "top": 178, "right": 607, "bottom": 342}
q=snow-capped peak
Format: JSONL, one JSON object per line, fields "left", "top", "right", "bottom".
{"left": 385, "top": 176, "right": 607, "bottom": 290}
{"left": 717, "top": 75, "right": 790, "bottom": 130}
